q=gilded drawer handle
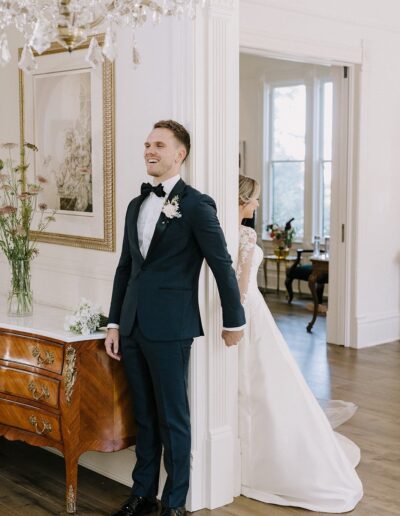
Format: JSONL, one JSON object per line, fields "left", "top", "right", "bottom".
{"left": 28, "top": 415, "right": 52, "bottom": 435}
{"left": 28, "top": 381, "right": 50, "bottom": 401}
{"left": 32, "top": 345, "right": 55, "bottom": 366}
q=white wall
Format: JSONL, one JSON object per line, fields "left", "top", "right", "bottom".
{"left": 0, "top": 24, "right": 175, "bottom": 311}
{"left": 240, "top": 0, "right": 400, "bottom": 348}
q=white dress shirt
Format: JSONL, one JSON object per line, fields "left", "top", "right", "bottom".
{"left": 107, "top": 174, "right": 245, "bottom": 332}
{"left": 138, "top": 174, "right": 181, "bottom": 259}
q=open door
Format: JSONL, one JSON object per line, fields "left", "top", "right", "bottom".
{"left": 327, "top": 66, "right": 353, "bottom": 346}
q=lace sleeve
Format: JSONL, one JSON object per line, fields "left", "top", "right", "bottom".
{"left": 236, "top": 226, "right": 257, "bottom": 305}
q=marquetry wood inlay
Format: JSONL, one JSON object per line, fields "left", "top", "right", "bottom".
{"left": 0, "top": 398, "right": 61, "bottom": 441}
{"left": 0, "top": 334, "right": 64, "bottom": 374}
{"left": 0, "top": 365, "right": 59, "bottom": 408}
{"left": 0, "top": 327, "right": 136, "bottom": 512}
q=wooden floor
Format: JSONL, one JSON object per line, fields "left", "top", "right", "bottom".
{"left": 1, "top": 291, "right": 399, "bottom": 515}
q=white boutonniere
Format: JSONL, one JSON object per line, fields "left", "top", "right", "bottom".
{"left": 162, "top": 195, "right": 182, "bottom": 219}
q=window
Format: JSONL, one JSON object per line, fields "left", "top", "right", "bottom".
{"left": 320, "top": 81, "right": 333, "bottom": 239}
{"left": 263, "top": 79, "right": 333, "bottom": 243}
{"left": 270, "top": 85, "right": 306, "bottom": 238}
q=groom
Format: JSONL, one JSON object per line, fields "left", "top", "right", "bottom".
{"left": 105, "top": 120, "right": 245, "bottom": 516}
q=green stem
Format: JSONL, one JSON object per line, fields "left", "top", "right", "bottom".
{"left": 8, "top": 258, "right": 33, "bottom": 316}
{"left": 20, "top": 143, "right": 26, "bottom": 192}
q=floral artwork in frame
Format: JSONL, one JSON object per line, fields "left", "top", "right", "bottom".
{"left": 19, "top": 36, "right": 115, "bottom": 251}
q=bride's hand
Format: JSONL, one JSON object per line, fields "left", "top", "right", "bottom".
{"left": 222, "top": 329, "right": 244, "bottom": 347}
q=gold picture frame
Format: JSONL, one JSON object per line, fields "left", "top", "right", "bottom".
{"left": 19, "top": 35, "right": 115, "bottom": 251}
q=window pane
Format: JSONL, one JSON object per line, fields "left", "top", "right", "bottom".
{"left": 271, "top": 162, "right": 304, "bottom": 238}
{"left": 322, "top": 161, "right": 331, "bottom": 237}
{"left": 272, "top": 85, "right": 306, "bottom": 160}
{"left": 323, "top": 82, "right": 333, "bottom": 161}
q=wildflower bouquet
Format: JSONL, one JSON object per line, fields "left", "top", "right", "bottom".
{"left": 0, "top": 142, "right": 56, "bottom": 315}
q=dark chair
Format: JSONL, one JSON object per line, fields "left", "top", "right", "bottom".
{"left": 285, "top": 249, "right": 327, "bottom": 304}
{"left": 242, "top": 213, "right": 255, "bottom": 229}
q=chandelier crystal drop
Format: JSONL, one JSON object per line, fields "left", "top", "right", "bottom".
{"left": 0, "top": 32, "right": 11, "bottom": 66}
{"left": 18, "top": 43, "right": 38, "bottom": 72}
{"left": 85, "top": 36, "right": 104, "bottom": 68}
{"left": 0, "top": 0, "right": 206, "bottom": 71}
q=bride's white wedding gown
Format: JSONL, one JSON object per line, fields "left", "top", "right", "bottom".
{"left": 237, "top": 226, "right": 363, "bottom": 513}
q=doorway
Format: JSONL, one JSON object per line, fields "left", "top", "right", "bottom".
{"left": 239, "top": 52, "right": 355, "bottom": 348}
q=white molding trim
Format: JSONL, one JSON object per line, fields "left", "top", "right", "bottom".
{"left": 203, "top": 0, "right": 240, "bottom": 509}
{"left": 172, "top": 0, "right": 240, "bottom": 511}
{"left": 240, "top": 30, "right": 363, "bottom": 66}
{"left": 355, "top": 312, "right": 400, "bottom": 348}
{"left": 241, "top": 0, "right": 400, "bottom": 35}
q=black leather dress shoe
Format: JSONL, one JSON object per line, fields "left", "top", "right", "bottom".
{"left": 160, "top": 506, "right": 187, "bottom": 516}
{"left": 112, "top": 495, "right": 158, "bottom": 516}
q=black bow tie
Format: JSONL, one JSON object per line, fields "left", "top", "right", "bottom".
{"left": 141, "top": 182, "right": 166, "bottom": 198}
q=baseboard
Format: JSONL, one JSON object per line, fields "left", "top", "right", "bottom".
{"left": 45, "top": 446, "right": 136, "bottom": 486}
{"left": 355, "top": 311, "right": 400, "bottom": 348}
{"left": 206, "top": 426, "right": 235, "bottom": 509}
{"left": 186, "top": 448, "right": 206, "bottom": 512}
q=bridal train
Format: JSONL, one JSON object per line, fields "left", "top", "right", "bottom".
{"left": 237, "top": 225, "right": 363, "bottom": 513}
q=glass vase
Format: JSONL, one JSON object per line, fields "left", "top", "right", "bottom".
{"left": 273, "top": 247, "right": 289, "bottom": 259}
{"left": 7, "top": 258, "right": 33, "bottom": 316}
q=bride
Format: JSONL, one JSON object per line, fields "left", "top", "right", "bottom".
{"left": 236, "top": 175, "right": 363, "bottom": 513}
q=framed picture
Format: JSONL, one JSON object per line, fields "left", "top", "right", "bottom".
{"left": 239, "top": 140, "right": 246, "bottom": 175}
{"left": 19, "top": 36, "right": 115, "bottom": 251}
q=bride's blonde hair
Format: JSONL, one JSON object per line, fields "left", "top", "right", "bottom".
{"left": 239, "top": 175, "right": 260, "bottom": 205}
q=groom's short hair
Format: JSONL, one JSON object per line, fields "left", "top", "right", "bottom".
{"left": 153, "top": 120, "right": 191, "bottom": 163}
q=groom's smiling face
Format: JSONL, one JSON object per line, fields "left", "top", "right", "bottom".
{"left": 144, "top": 128, "right": 186, "bottom": 182}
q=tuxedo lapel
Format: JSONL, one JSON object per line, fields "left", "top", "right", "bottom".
{"left": 145, "top": 178, "right": 186, "bottom": 262}
{"left": 131, "top": 195, "right": 146, "bottom": 262}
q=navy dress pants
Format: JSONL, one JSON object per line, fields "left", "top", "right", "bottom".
{"left": 121, "top": 322, "right": 192, "bottom": 509}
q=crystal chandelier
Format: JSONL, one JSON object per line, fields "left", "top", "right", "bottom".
{"left": 0, "top": 0, "right": 205, "bottom": 72}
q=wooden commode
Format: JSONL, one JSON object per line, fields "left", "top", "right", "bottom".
{"left": 0, "top": 304, "right": 136, "bottom": 513}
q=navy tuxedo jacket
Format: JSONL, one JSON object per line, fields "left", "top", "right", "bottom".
{"left": 108, "top": 179, "right": 245, "bottom": 341}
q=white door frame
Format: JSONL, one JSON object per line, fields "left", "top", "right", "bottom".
{"left": 171, "top": 1, "right": 242, "bottom": 510}
{"left": 239, "top": 41, "right": 361, "bottom": 348}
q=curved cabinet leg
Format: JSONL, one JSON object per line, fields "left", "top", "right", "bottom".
{"left": 64, "top": 451, "right": 79, "bottom": 513}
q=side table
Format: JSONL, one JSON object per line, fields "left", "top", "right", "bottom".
{"left": 263, "top": 254, "right": 297, "bottom": 293}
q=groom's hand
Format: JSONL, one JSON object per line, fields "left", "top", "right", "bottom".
{"left": 104, "top": 328, "right": 121, "bottom": 361}
{"left": 222, "top": 329, "right": 244, "bottom": 347}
